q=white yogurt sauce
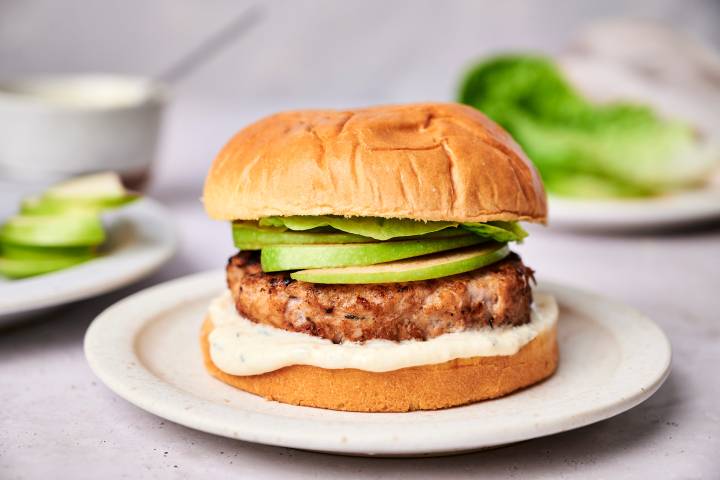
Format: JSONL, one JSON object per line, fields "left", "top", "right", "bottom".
{"left": 0, "top": 76, "right": 157, "bottom": 108}
{"left": 208, "top": 290, "right": 558, "bottom": 376}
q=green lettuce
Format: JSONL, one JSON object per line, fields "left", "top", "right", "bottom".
{"left": 259, "top": 216, "right": 457, "bottom": 241}
{"left": 462, "top": 221, "right": 528, "bottom": 243}
{"left": 458, "top": 55, "right": 718, "bottom": 198}
{"left": 258, "top": 216, "right": 527, "bottom": 242}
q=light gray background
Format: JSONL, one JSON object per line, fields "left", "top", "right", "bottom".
{"left": 1, "top": 1, "right": 719, "bottom": 478}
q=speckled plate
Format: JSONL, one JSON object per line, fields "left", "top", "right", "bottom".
{"left": 84, "top": 271, "right": 671, "bottom": 457}
{"left": 0, "top": 198, "right": 176, "bottom": 325}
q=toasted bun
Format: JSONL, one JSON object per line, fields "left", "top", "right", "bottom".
{"left": 203, "top": 103, "right": 546, "bottom": 223}
{"left": 200, "top": 317, "right": 558, "bottom": 412}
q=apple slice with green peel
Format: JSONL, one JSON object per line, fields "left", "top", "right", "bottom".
{"left": 233, "top": 222, "right": 372, "bottom": 248}
{"left": 21, "top": 172, "right": 138, "bottom": 215}
{"left": 291, "top": 243, "right": 510, "bottom": 284}
{"left": 0, "top": 255, "right": 93, "bottom": 279}
{"left": 0, "top": 243, "right": 95, "bottom": 260}
{"left": 233, "top": 222, "right": 468, "bottom": 249}
{"left": 22, "top": 172, "right": 138, "bottom": 215}
{"left": 261, "top": 235, "right": 484, "bottom": 272}
{"left": 20, "top": 194, "right": 138, "bottom": 215}
{"left": 0, "top": 214, "right": 105, "bottom": 247}
{"left": 45, "top": 172, "right": 127, "bottom": 199}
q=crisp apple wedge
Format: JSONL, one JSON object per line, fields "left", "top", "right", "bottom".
{"left": 0, "top": 214, "right": 105, "bottom": 247}
{"left": 0, "top": 243, "right": 96, "bottom": 278}
{"left": 232, "top": 222, "right": 471, "bottom": 249}
{"left": 233, "top": 222, "right": 371, "bottom": 248}
{"left": 290, "top": 243, "right": 510, "bottom": 283}
{"left": 20, "top": 195, "right": 137, "bottom": 215}
{"left": 0, "top": 243, "right": 95, "bottom": 260}
{"left": 0, "top": 255, "right": 93, "bottom": 279}
{"left": 21, "top": 172, "right": 137, "bottom": 215}
{"left": 261, "top": 235, "right": 484, "bottom": 272}
{"left": 45, "top": 171, "right": 127, "bottom": 199}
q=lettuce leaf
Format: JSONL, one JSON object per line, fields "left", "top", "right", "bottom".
{"left": 259, "top": 216, "right": 457, "bottom": 240}
{"left": 258, "top": 216, "right": 528, "bottom": 242}
{"left": 461, "top": 221, "right": 528, "bottom": 243}
{"left": 458, "top": 55, "right": 718, "bottom": 198}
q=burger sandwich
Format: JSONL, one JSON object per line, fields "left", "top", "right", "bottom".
{"left": 201, "top": 102, "right": 557, "bottom": 412}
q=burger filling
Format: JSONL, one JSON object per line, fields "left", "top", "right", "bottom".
{"left": 207, "top": 289, "right": 557, "bottom": 376}
{"left": 227, "top": 251, "right": 534, "bottom": 343}
{"left": 222, "top": 216, "right": 536, "bottom": 343}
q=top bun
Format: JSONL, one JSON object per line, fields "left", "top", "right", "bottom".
{"left": 203, "top": 103, "right": 547, "bottom": 223}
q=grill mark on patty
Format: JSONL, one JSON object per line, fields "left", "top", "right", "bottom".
{"left": 226, "top": 251, "right": 534, "bottom": 343}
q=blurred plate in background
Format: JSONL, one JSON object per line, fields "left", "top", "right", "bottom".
{"left": 0, "top": 198, "right": 176, "bottom": 326}
{"left": 548, "top": 20, "right": 720, "bottom": 231}
{"left": 549, "top": 179, "right": 720, "bottom": 231}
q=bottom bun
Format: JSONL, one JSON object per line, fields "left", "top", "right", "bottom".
{"left": 200, "top": 317, "right": 558, "bottom": 412}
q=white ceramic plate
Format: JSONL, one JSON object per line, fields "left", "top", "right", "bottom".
{"left": 0, "top": 198, "right": 176, "bottom": 325}
{"left": 84, "top": 270, "right": 671, "bottom": 457}
{"left": 549, "top": 183, "right": 720, "bottom": 231}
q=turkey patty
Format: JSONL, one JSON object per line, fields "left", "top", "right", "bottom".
{"left": 225, "top": 251, "right": 534, "bottom": 343}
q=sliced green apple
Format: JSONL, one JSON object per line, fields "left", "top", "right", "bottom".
{"left": 0, "top": 243, "right": 95, "bottom": 260}
{"left": 0, "top": 214, "right": 105, "bottom": 247}
{"left": 261, "top": 235, "right": 484, "bottom": 272}
{"left": 233, "top": 222, "right": 372, "bottom": 248}
{"left": 233, "top": 222, "right": 470, "bottom": 249}
{"left": 20, "top": 194, "right": 137, "bottom": 215}
{"left": 21, "top": 172, "right": 138, "bottom": 215}
{"left": 291, "top": 243, "right": 510, "bottom": 284}
{"left": 0, "top": 255, "right": 93, "bottom": 279}
{"left": 45, "top": 171, "right": 127, "bottom": 199}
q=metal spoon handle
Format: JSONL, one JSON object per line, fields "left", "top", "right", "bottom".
{"left": 157, "top": 5, "right": 264, "bottom": 85}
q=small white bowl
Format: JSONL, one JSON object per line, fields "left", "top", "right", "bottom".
{"left": 0, "top": 74, "right": 167, "bottom": 188}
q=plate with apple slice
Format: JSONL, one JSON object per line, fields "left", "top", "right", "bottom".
{"left": 0, "top": 173, "right": 176, "bottom": 325}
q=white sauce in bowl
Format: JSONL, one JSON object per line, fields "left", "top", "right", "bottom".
{"left": 0, "top": 75, "right": 164, "bottom": 109}
{"left": 208, "top": 290, "right": 558, "bottom": 376}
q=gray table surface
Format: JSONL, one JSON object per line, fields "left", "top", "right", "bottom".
{"left": 2, "top": 1, "right": 720, "bottom": 477}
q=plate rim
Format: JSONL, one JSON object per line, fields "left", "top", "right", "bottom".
{"left": 0, "top": 198, "right": 177, "bottom": 317}
{"left": 548, "top": 185, "right": 720, "bottom": 230}
{"left": 84, "top": 270, "right": 672, "bottom": 456}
